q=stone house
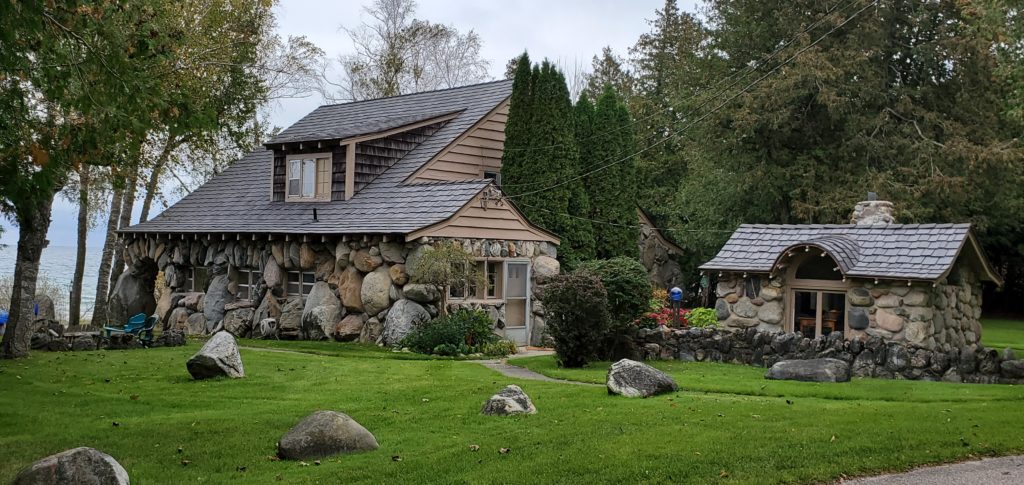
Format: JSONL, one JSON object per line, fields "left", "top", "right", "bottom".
{"left": 113, "top": 80, "right": 565, "bottom": 346}
{"left": 699, "top": 199, "right": 1002, "bottom": 351}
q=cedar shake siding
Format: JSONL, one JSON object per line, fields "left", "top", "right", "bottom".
{"left": 409, "top": 189, "right": 559, "bottom": 242}
{"left": 411, "top": 100, "right": 509, "bottom": 183}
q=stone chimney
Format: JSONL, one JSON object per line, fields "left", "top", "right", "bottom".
{"left": 850, "top": 192, "right": 896, "bottom": 225}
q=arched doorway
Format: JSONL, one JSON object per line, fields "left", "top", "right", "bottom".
{"left": 785, "top": 252, "right": 850, "bottom": 339}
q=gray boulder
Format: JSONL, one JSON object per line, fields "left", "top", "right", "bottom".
{"left": 107, "top": 270, "right": 156, "bottom": 327}
{"left": 765, "top": 358, "right": 851, "bottom": 382}
{"left": 203, "top": 274, "right": 234, "bottom": 332}
{"left": 481, "top": 385, "right": 537, "bottom": 416}
{"left": 186, "top": 312, "right": 207, "bottom": 335}
{"left": 277, "top": 411, "right": 379, "bottom": 460}
{"left": 301, "top": 281, "right": 342, "bottom": 340}
{"left": 222, "top": 307, "right": 254, "bottom": 337}
{"left": 402, "top": 283, "right": 440, "bottom": 304}
{"left": 186, "top": 331, "right": 245, "bottom": 379}
{"left": 1000, "top": 360, "right": 1024, "bottom": 379}
{"left": 278, "top": 297, "right": 303, "bottom": 339}
{"left": 606, "top": 359, "right": 678, "bottom": 398}
{"left": 333, "top": 315, "right": 364, "bottom": 342}
{"left": 13, "top": 447, "right": 129, "bottom": 485}
{"left": 380, "top": 299, "right": 430, "bottom": 346}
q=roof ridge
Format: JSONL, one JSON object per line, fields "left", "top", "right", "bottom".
{"left": 315, "top": 79, "right": 513, "bottom": 109}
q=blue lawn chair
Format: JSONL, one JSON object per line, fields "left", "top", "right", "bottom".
{"left": 104, "top": 313, "right": 147, "bottom": 337}
{"left": 138, "top": 315, "right": 158, "bottom": 346}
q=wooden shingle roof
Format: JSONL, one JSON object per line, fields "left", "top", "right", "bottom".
{"left": 700, "top": 223, "right": 1002, "bottom": 284}
{"left": 124, "top": 80, "right": 514, "bottom": 236}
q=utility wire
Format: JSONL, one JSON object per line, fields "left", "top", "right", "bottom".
{"left": 499, "top": 0, "right": 862, "bottom": 157}
{"left": 516, "top": 200, "right": 735, "bottom": 234}
{"left": 504, "top": 0, "right": 878, "bottom": 200}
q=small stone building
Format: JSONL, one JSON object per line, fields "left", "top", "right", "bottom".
{"left": 699, "top": 200, "right": 1002, "bottom": 351}
{"left": 114, "top": 81, "right": 562, "bottom": 346}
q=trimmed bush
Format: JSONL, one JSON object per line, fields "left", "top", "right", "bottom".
{"left": 576, "top": 257, "right": 650, "bottom": 324}
{"left": 542, "top": 272, "right": 611, "bottom": 368}
{"left": 401, "top": 309, "right": 499, "bottom": 356}
{"left": 576, "top": 257, "right": 651, "bottom": 360}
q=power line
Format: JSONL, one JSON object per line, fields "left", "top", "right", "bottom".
{"left": 515, "top": 200, "right": 735, "bottom": 234}
{"left": 498, "top": 0, "right": 862, "bottom": 159}
{"left": 505, "top": 0, "right": 878, "bottom": 200}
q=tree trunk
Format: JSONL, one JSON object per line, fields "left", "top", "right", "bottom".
{"left": 69, "top": 166, "right": 90, "bottom": 327}
{"left": 107, "top": 167, "right": 139, "bottom": 295}
{"left": 92, "top": 173, "right": 124, "bottom": 327}
{"left": 138, "top": 137, "right": 179, "bottom": 223}
{"left": 1, "top": 191, "right": 56, "bottom": 359}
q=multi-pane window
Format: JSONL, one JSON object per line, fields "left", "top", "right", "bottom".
{"left": 286, "top": 271, "right": 316, "bottom": 299}
{"left": 237, "top": 269, "right": 260, "bottom": 301}
{"left": 449, "top": 261, "right": 504, "bottom": 300}
{"left": 286, "top": 154, "right": 331, "bottom": 201}
{"left": 185, "top": 267, "right": 210, "bottom": 292}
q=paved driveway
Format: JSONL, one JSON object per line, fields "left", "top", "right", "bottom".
{"left": 842, "top": 455, "right": 1024, "bottom": 484}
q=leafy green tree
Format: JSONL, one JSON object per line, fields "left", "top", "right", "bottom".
{"left": 671, "top": 0, "right": 1024, "bottom": 288}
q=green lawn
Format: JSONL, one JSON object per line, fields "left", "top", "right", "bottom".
{"left": 982, "top": 318, "right": 1024, "bottom": 355}
{"left": 2, "top": 342, "right": 1024, "bottom": 484}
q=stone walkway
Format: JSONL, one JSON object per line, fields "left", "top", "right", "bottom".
{"left": 841, "top": 455, "right": 1024, "bottom": 484}
{"left": 473, "top": 358, "right": 601, "bottom": 386}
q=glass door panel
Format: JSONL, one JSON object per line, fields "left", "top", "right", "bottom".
{"left": 504, "top": 262, "right": 530, "bottom": 345}
{"left": 794, "top": 291, "right": 817, "bottom": 338}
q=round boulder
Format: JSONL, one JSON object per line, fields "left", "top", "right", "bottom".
{"left": 360, "top": 268, "right": 392, "bottom": 316}
{"left": 277, "top": 411, "right": 379, "bottom": 460}
{"left": 481, "top": 385, "right": 537, "bottom": 416}
{"left": 353, "top": 249, "right": 383, "bottom": 273}
{"left": 380, "top": 299, "right": 430, "bottom": 346}
{"left": 14, "top": 447, "right": 128, "bottom": 485}
{"left": 606, "top": 359, "right": 678, "bottom": 398}
{"left": 403, "top": 283, "right": 440, "bottom": 304}
{"left": 532, "top": 256, "right": 560, "bottom": 282}
{"left": 186, "top": 331, "right": 245, "bottom": 379}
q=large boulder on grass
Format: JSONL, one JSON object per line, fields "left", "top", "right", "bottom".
{"left": 607, "top": 359, "right": 678, "bottom": 398}
{"left": 481, "top": 385, "right": 537, "bottom": 416}
{"left": 13, "top": 447, "right": 129, "bottom": 485}
{"left": 277, "top": 411, "right": 379, "bottom": 460}
{"left": 186, "top": 331, "right": 245, "bottom": 379}
{"left": 765, "top": 358, "right": 851, "bottom": 383}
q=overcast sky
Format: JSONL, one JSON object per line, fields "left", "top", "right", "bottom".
{"left": 1, "top": 0, "right": 698, "bottom": 248}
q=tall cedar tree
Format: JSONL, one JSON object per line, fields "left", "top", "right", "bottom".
{"left": 670, "top": 0, "right": 1024, "bottom": 305}
{"left": 577, "top": 86, "right": 639, "bottom": 259}
{"left": 628, "top": 0, "right": 710, "bottom": 259}
{"left": 503, "top": 55, "right": 595, "bottom": 267}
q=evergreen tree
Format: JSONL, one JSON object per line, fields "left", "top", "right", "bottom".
{"left": 581, "top": 47, "right": 634, "bottom": 103}
{"left": 581, "top": 86, "right": 639, "bottom": 259}
{"left": 502, "top": 55, "right": 594, "bottom": 267}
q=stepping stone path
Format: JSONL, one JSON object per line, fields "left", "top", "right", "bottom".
{"left": 14, "top": 447, "right": 129, "bottom": 485}
{"left": 607, "top": 359, "right": 679, "bottom": 398}
{"left": 765, "top": 358, "right": 851, "bottom": 382}
{"left": 277, "top": 411, "right": 379, "bottom": 460}
{"left": 186, "top": 331, "right": 245, "bottom": 379}
{"left": 481, "top": 385, "right": 537, "bottom": 416}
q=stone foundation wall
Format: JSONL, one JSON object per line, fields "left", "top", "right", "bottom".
{"left": 117, "top": 234, "right": 558, "bottom": 345}
{"left": 636, "top": 326, "right": 1024, "bottom": 384}
{"left": 712, "top": 260, "right": 984, "bottom": 351}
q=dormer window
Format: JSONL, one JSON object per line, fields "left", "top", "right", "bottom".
{"left": 286, "top": 153, "right": 331, "bottom": 201}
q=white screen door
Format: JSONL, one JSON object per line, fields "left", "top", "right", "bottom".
{"left": 504, "top": 261, "right": 530, "bottom": 345}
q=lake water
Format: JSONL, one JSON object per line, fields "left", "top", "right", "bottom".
{"left": 0, "top": 245, "right": 102, "bottom": 320}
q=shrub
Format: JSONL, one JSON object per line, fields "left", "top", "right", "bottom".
{"left": 685, "top": 307, "right": 719, "bottom": 328}
{"left": 400, "top": 309, "right": 498, "bottom": 355}
{"left": 478, "top": 339, "right": 518, "bottom": 357}
{"left": 542, "top": 272, "right": 611, "bottom": 368}
{"left": 576, "top": 257, "right": 650, "bottom": 324}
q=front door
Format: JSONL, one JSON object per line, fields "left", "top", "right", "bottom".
{"left": 503, "top": 261, "right": 530, "bottom": 345}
